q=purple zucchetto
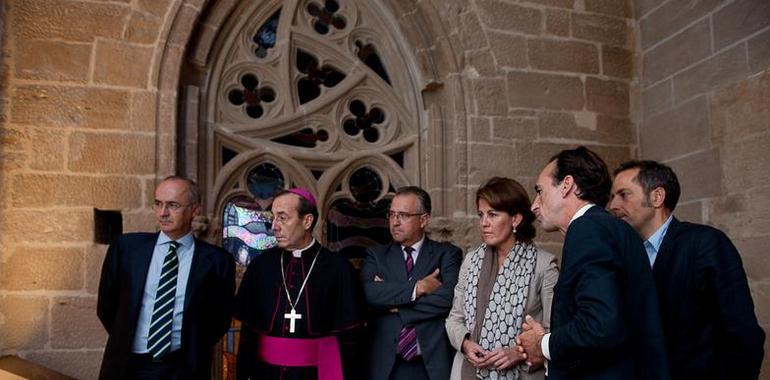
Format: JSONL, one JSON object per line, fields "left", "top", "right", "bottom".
{"left": 287, "top": 188, "right": 317, "bottom": 208}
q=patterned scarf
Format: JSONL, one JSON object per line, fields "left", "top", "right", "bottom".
{"left": 462, "top": 241, "right": 538, "bottom": 380}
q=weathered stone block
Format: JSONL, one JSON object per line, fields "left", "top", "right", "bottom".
{"left": 51, "top": 297, "right": 106, "bottom": 348}
{"left": 465, "top": 49, "right": 498, "bottom": 77}
{"left": 639, "top": 0, "right": 721, "bottom": 49}
{"left": 471, "top": 78, "right": 508, "bottom": 116}
{"left": 602, "top": 45, "right": 633, "bottom": 79}
{"left": 94, "top": 41, "right": 154, "bottom": 88}
{"left": 545, "top": 9, "right": 570, "bottom": 37}
{"left": 0, "top": 296, "right": 49, "bottom": 350}
{"left": 713, "top": 0, "right": 770, "bottom": 50}
{"left": 10, "top": 174, "right": 142, "bottom": 208}
{"left": 640, "top": 96, "right": 711, "bottom": 161}
{"left": 515, "top": 141, "right": 571, "bottom": 178}
{"left": 29, "top": 128, "right": 67, "bottom": 171}
{"left": 11, "top": 86, "right": 131, "bottom": 130}
{"left": 487, "top": 32, "right": 527, "bottom": 69}
{"left": 468, "top": 143, "right": 517, "bottom": 184}
{"left": 642, "top": 79, "right": 672, "bottom": 117}
{"left": 572, "top": 13, "right": 628, "bottom": 46}
{"left": 470, "top": 116, "right": 491, "bottom": 142}
{"left": 666, "top": 148, "right": 723, "bottom": 201}
{"left": 521, "top": 0, "right": 574, "bottom": 9}
{"left": 711, "top": 187, "right": 770, "bottom": 239}
{"left": 126, "top": 11, "right": 162, "bottom": 44}
{"left": 642, "top": 19, "right": 711, "bottom": 86}
{"left": 459, "top": 10, "right": 489, "bottom": 52}
{"left": 539, "top": 111, "right": 634, "bottom": 145}
{"left": 585, "top": 0, "right": 631, "bottom": 18}
{"left": 15, "top": 40, "right": 91, "bottom": 82}
{"left": 585, "top": 77, "right": 628, "bottom": 117}
{"left": 673, "top": 200, "right": 703, "bottom": 224}
{"left": 476, "top": 0, "right": 542, "bottom": 35}
{"left": 11, "top": 0, "right": 129, "bottom": 42}
{"left": 711, "top": 69, "right": 770, "bottom": 144}
{"left": 24, "top": 350, "right": 103, "bottom": 380}
{"left": 1, "top": 208, "right": 93, "bottom": 244}
{"left": 673, "top": 44, "right": 749, "bottom": 103}
{"left": 68, "top": 132, "right": 155, "bottom": 174}
{"left": 136, "top": 0, "right": 173, "bottom": 17}
{"left": 493, "top": 117, "right": 536, "bottom": 141}
{"left": 130, "top": 91, "right": 159, "bottom": 132}
{"left": 507, "top": 71, "right": 584, "bottom": 110}
{"left": 734, "top": 235, "right": 770, "bottom": 281}
{"left": 122, "top": 210, "right": 157, "bottom": 234}
{"left": 634, "top": 0, "right": 667, "bottom": 19}
{"left": 528, "top": 38, "right": 599, "bottom": 74}
{"left": 722, "top": 132, "right": 770, "bottom": 193}
{"left": 749, "top": 28, "right": 770, "bottom": 74}
{"left": 0, "top": 246, "right": 84, "bottom": 290}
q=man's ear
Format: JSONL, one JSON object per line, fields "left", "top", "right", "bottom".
{"left": 560, "top": 175, "right": 575, "bottom": 198}
{"left": 649, "top": 187, "right": 666, "bottom": 208}
{"left": 302, "top": 213, "right": 314, "bottom": 230}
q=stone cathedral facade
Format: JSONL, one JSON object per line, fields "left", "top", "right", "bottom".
{"left": 0, "top": 0, "right": 769, "bottom": 378}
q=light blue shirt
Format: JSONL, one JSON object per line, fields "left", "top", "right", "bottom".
{"left": 644, "top": 215, "right": 673, "bottom": 267}
{"left": 132, "top": 232, "right": 195, "bottom": 353}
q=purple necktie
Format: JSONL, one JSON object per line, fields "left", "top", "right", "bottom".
{"left": 397, "top": 246, "right": 419, "bottom": 360}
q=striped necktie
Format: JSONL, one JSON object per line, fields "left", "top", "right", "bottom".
{"left": 397, "top": 246, "right": 419, "bottom": 360}
{"left": 147, "top": 240, "right": 180, "bottom": 358}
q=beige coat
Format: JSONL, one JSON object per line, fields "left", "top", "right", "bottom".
{"left": 445, "top": 247, "right": 558, "bottom": 380}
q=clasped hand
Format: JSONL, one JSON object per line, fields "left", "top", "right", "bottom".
{"left": 515, "top": 315, "right": 546, "bottom": 369}
{"left": 461, "top": 339, "right": 527, "bottom": 371}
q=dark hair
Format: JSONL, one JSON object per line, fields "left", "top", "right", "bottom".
{"left": 549, "top": 146, "right": 612, "bottom": 207}
{"left": 614, "top": 160, "right": 681, "bottom": 211}
{"left": 476, "top": 177, "right": 536, "bottom": 243}
{"left": 162, "top": 175, "right": 201, "bottom": 204}
{"left": 394, "top": 186, "right": 432, "bottom": 214}
{"left": 273, "top": 189, "right": 319, "bottom": 230}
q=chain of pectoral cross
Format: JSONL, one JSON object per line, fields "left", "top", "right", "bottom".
{"left": 279, "top": 246, "right": 321, "bottom": 333}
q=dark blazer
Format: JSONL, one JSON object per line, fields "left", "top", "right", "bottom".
{"left": 547, "top": 206, "right": 670, "bottom": 380}
{"left": 97, "top": 232, "right": 235, "bottom": 380}
{"left": 361, "top": 237, "right": 462, "bottom": 380}
{"left": 653, "top": 218, "right": 765, "bottom": 380}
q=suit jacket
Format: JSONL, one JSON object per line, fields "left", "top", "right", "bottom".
{"left": 445, "top": 246, "right": 559, "bottom": 380}
{"left": 97, "top": 232, "right": 235, "bottom": 380}
{"left": 653, "top": 218, "right": 765, "bottom": 380}
{"left": 361, "top": 237, "right": 462, "bottom": 380}
{"left": 547, "top": 206, "right": 670, "bottom": 380}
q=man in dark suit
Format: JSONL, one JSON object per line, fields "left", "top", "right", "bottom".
{"left": 609, "top": 160, "right": 765, "bottom": 380}
{"left": 362, "top": 186, "right": 462, "bottom": 380}
{"left": 517, "top": 147, "right": 670, "bottom": 380}
{"left": 97, "top": 176, "right": 235, "bottom": 379}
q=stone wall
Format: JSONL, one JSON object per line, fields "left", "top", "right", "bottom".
{"left": 635, "top": 0, "right": 770, "bottom": 376}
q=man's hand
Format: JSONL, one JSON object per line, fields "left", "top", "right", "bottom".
{"left": 479, "top": 346, "right": 527, "bottom": 370}
{"left": 415, "top": 268, "right": 441, "bottom": 297}
{"left": 461, "top": 338, "right": 488, "bottom": 368}
{"left": 516, "top": 315, "right": 545, "bottom": 368}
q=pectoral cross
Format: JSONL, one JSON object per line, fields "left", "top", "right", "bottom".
{"left": 284, "top": 308, "right": 302, "bottom": 334}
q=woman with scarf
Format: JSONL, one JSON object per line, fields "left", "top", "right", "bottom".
{"left": 446, "top": 177, "right": 559, "bottom": 380}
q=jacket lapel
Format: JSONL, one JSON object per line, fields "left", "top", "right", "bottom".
{"left": 184, "top": 239, "right": 212, "bottom": 311}
{"left": 387, "top": 243, "right": 408, "bottom": 281}
{"left": 130, "top": 233, "right": 159, "bottom": 314}
{"left": 411, "top": 238, "right": 434, "bottom": 279}
{"left": 653, "top": 217, "right": 680, "bottom": 273}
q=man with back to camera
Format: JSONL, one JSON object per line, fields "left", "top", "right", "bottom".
{"left": 97, "top": 176, "right": 236, "bottom": 379}
{"left": 609, "top": 160, "right": 765, "bottom": 380}
{"left": 516, "top": 146, "right": 670, "bottom": 380}
{"left": 361, "top": 186, "right": 462, "bottom": 380}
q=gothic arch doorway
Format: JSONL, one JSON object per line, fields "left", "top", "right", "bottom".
{"left": 179, "top": 0, "right": 434, "bottom": 377}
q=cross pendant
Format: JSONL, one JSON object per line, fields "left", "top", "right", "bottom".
{"left": 284, "top": 308, "right": 302, "bottom": 334}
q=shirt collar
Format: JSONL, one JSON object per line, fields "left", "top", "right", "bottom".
{"left": 404, "top": 235, "right": 426, "bottom": 255}
{"left": 292, "top": 238, "right": 317, "bottom": 258}
{"left": 157, "top": 231, "right": 194, "bottom": 248}
{"left": 646, "top": 215, "right": 673, "bottom": 254}
{"left": 569, "top": 203, "right": 596, "bottom": 226}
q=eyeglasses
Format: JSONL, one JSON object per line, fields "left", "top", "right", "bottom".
{"left": 387, "top": 211, "right": 425, "bottom": 221}
{"left": 153, "top": 201, "right": 193, "bottom": 211}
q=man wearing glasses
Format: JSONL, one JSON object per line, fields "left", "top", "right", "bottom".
{"left": 362, "top": 186, "right": 462, "bottom": 380}
{"left": 97, "top": 176, "right": 236, "bottom": 379}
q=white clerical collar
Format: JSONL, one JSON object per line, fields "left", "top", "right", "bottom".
{"left": 292, "top": 238, "right": 317, "bottom": 258}
{"left": 569, "top": 203, "right": 596, "bottom": 226}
